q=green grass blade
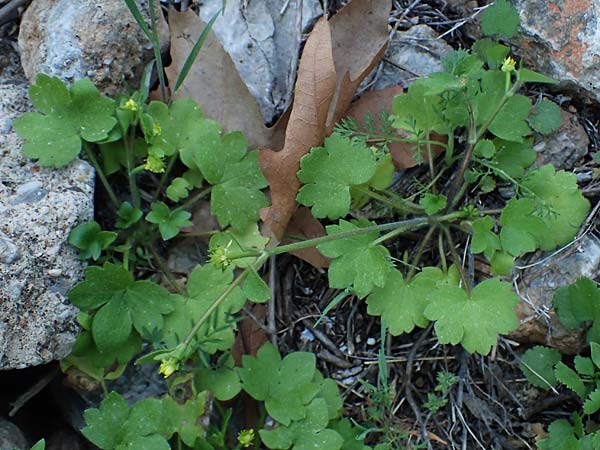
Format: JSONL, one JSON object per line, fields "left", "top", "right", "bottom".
{"left": 139, "top": 60, "right": 155, "bottom": 104}
{"left": 148, "top": 0, "right": 167, "bottom": 101}
{"left": 123, "top": 0, "right": 152, "bottom": 39}
{"left": 173, "top": 7, "right": 223, "bottom": 93}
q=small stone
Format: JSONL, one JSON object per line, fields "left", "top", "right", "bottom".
{"left": 368, "top": 25, "right": 453, "bottom": 91}
{"left": 534, "top": 109, "right": 589, "bottom": 170}
{"left": 0, "top": 420, "right": 27, "bottom": 450}
{"left": 18, "top": 0, "right": 169, "bottom": 96}
{"left": 48, "top": 268, "right": 62, "bottom": 277}
{"left": 509, "top": 235, "right": 600, "bottom": 354}
{"left": 366, "top": 337, "right": 376, "bottom": 346}
{"left": 0, "top": 235, "right": 20, "bottom": 264}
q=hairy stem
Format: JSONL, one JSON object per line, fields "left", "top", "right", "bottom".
{"left": 181, "top": 253, "right": 269, "bottom": 350}
{"left": 354, "top": 186, "right": 423, "bottom": 214}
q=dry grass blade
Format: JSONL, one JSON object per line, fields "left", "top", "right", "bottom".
{"left": 165, "top": 9, "right": 287, "bottom": 150}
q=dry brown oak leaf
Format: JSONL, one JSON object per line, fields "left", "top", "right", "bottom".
{"left": 165, "top": 8, "right": 287, "bottom": 151}
{"left": 259, "top": 0, "right": 390, "bottom": 241}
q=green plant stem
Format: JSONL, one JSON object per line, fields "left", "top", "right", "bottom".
{"left": 438, "top": 230, "right": 447, "bottom": 273}
{"left": 173, "top": 186, "right": 212, "bottom": 212}
{"left": 151, "top": 154, "right": 177, "bottom": 203}
{"left": 178, "top": 213, "right": 465, "bottom": 354}
{"left": 271, "top": 211, "right": 465, "bottom": 256}
{"left": 441, "top": 225, "right": 470, "bottom": 292}
{"left": 445, "top": 81, "right": 521, "bottom": 210}
{"left": 125, "top": 127, "right": 141, "bottom": 209}
{"left": 407, "top": 225, "right": 438, "bottom": 281}
{"left": 355, "top": 186, "right": 423, "bottom": 214}
{"left": 149, "top": 245, "right": 183, "bottom": 295}
{"left": 180, "top": 253, "right": 269, "bottom": 350}
{"left": 82, "top": 142, "right": 120, "bottom": 208}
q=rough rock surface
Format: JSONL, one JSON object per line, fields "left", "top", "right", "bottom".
{"left": 534, "top": 109, "right": 589, "bottom": 170}
{"left": 509, "top": 235, "right": 600, "bottom": 354}
{"left": 448, "top": 0, "right": 600, "bottom": 104}
{"left": 18, "top": 0, "right": 169, "bottom": 96}
{"left": 197, "top": 0, "right": 323, "bottom": 123}
{"left": 370, "top": 25, "right": 454, "bottom": 91}
{"left": 0, "top": 75, "right": 94, "bottom": 369}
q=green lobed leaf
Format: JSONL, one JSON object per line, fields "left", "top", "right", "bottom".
{"left": 522, "top": 165, "right": 590, "bottom": 250}
{"left": 195, "top": 358, "right": 241, "bottom": 401}
{"left": 116, "top": 202, "right": 143, "bottom": 229}
{"left": 239, "top": 343, "right": 325, "bottom": 426}
{"left": 162, "top": 394, "right": 208, "bottom": 447}
{"left": 527, "top": 100, "right": 562, "bottom": 134}
{"left": 82, "top": 392, "right": 130, "bottom": 450}
{"left": 318, "top": 219, "right": 392, "bottom": 299}
{"left": 297, "top": 135, "right": 377, "bottom": 219}
{"left": 243, "top": 269, "right": 271, "bottom": 303}
{"left": 489, "top": 138, "right": 536, "bottom": 179}
{"left": 553, "top": 277, "right": 600, "bottom": 343}
{"left": 69, "top": 262, "right": 174, "bottom": 351}
{"left": 259, "top": 398, "right": 344, "bottom": 450}
{"left": 146, "top": 99, "right": 211, "bottom": 157}
{"left": 162, "top": 264, "right": 246, "bottom": 355}
{"left": 424, "top": 278, "right": 519, "bottom": 354}
{"left": 481, "top": 0, "right": 520, "bottom": 38}
{"left": 210, "top": 151, "right": 269, "bottom": 230}
{"left": 146, "top": 202, "right": 193, "bottom": 240}
{"left": 488, "top": 95, "right": 532, "bottom": 143}
{"left": 15, "top": 75, "right": 117, "bottom": 167}
{"left": 519, "top": 346, "right": 561, "bottom": 389}
{"left": 366, "top": 267, "right": 453, "bottom": 336}
{"left": 471, "top": 216, "right": 501, "bottom": 260}
{"left": 68, "top": 221, "right": 117, "bottom": 260}
{"left": 166, "top": 177, "right": 193, "bottom": 202}
{"left": 420, "top": 193, "right": 447, "bottom": 215}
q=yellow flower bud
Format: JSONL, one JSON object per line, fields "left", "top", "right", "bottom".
{"left": 144, "top": 155, "right": 166, "bottom": 173}
{"left": 237, "top": 429, "right": 255, "bottom": 448}
{"left": 123, "top": 97, "right": 139, "bottom": 111}
{"left": 501, "top": 56, "right": 516, "bottom": 73}
{"left": 158, "top": 359, "right": 178, "bottom": 378}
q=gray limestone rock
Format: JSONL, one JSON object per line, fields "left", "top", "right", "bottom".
{"left": 448, "top": 0, "right": 600, "bottom": 104}
{"left": 0, "top": 80, "right": 94, "bottom": 369}
{"left": 197, "top": 0, "right": 323, "bottom": 123}
{"left": 534, "top": 109, "right": 589, "bottom": 170}
{"left": 18, "top": 0, "right": 169, "bottom": 96}
{"left": 369, "top": 25, "right": 454, "bottom": 91}
{"left": 509, "top": 235, "right": 600, "bottom": 354}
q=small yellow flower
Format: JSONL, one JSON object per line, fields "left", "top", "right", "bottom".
{"left": 123, "top": 97, "right": 139, "bottom": 111}
{"left": 501, "top": 56, "right": 517, "bottom": 73}
{"left": 237, "top": 429, "right": 255, "bottom": 448}
{"left": 152, "top": 122, "right": 162, "bottom": 136}
{"left": 144, "top": 154, "right": 166, "bottom": 173}
{"left": 158, "top": 359, "right": 178, "bottom": 378}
